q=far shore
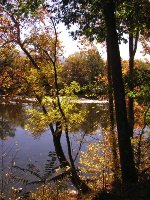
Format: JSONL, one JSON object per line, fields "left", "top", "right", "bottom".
{"left": 0, "top": 95, "right": 108, "bottom": 104}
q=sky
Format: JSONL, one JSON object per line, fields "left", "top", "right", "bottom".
{"left": 58, "top": 23, "right": 150, "bottom": 61}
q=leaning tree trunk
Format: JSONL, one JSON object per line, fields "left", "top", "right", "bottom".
{"left": 37, "top": 98, "right": 90, "bottom": 193}
{"left": 53, "top": 122, "right": 90, "bottom": 193}
{"left": 103, "top": 0, "right": 138, "bottom": 183}
{"left": 65, "top": 127, "right": 91, "bottom": 193}
{"left": 52, "top": 122, "right": 70, "bottom": 168}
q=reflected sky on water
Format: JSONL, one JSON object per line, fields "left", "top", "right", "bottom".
{"left": 0, "top": 101, "right": 109, "bottom": 194}
{"left": 0, "top": 101, "right": 109, "bottom": 164}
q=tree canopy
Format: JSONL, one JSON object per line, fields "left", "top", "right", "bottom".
{"left": 62, "top": 48, "right": 105, "bottom": 86}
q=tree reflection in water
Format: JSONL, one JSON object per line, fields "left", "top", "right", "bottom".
{"left": 70, "top": 103, "right": 109, "bottom": 135}
{"left": 0, "top": 101, "right": 109, "bottom": 197}
{"left": 0, "top": 102, "right": 28, "bottom": 140}
{"left": 0, "top": 103, "right": 26, "bottom": 199}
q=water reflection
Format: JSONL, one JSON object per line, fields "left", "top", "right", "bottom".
{"left": 0, "top": 101, "right": 109, "bottom": 196}
{"left": 71, "top": 103, "right": 109, "bottom": 134}
{"left": 0, "top": 102, "right": 109, "bottom": 140}
{"left": 0, "top": 101, "right": 109, "bottom": 166}
{"left": 0, "top": 103, "right": 26, "bottom": 140}
{"left": 0, "top": 103, "right": 108, "bottom": 139}
{"left": 0, "top": 117, "right": 15, "bottom": 140}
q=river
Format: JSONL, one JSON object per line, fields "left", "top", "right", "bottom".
{"left": 0, "top": 100, "right": 109, "bottom": 197}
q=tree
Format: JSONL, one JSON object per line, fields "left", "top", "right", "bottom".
{"left": 140, "top": 28, "right": 150, "bottom": 55}
{"left": 103, "top": 0, "right": 137, "bottom": 183}
{"left": 53, "top": 0, "right": 138, "bottom": 183}
{"left": 106, "top": 36, "right": 120, "bottom": 184}
{"left": 0, "top": 1, "right": 90, "bottom": 192}
{"left": 62, "top": 47, "right": 105, "bottom": 94}
{"left": 0, "top": 45, "right": 27, "bottom": 96}
{"left": 117, "top": 0, "right": 150, "bottom": 137}
{"left": 124, "top": 59, "right": 150, "bottom": 108}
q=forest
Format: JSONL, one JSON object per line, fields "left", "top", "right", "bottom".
{"left": 0, "top": 0, "right": 150, "bottom": 199}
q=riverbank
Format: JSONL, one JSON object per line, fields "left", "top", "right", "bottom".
{"left": 0, "top": 95, "right": 108, "bottom": 105}
{"left": 0, "top": 95, "right": 37, "bottom": 104}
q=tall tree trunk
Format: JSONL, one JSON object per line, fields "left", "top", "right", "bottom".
{"left": 103, "top": 0, "right": 138, "bottom": 183}
{"left": 106, "top": 37, "right": 120, "bottom": 183}
{"left": 128, "top": 31, "right": 139, "bottom": 137}
{"left": 128, "top": 33, "right": 134, "bottom": 138}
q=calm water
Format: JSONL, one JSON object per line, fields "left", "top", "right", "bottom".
{"left": 0, "top": 101, "right": 109, "bottom": 195}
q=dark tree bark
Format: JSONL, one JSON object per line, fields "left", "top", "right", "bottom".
{"left": 128, "top": 31, "right": 139, "bottom": 137}
{"left": 128, "top": 33, "right": 135, "bottom": 138}
{"left": 65, "top": 127, "right": 91, "bottom": 193}
{"left": 53, "top": 122, "right": 91, "bottom": 193}
{"left": 106, "top": 37, "right": 120, "bottom": 183}
{"left": 103, "top": 0, "right": 138, "bottom": 183}
{"left": 52, "top": 122, "right": 70, "bottom": 167}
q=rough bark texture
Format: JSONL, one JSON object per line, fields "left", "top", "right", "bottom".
{"left": 103, "top": 0, "right": 138, "bottom": 183}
